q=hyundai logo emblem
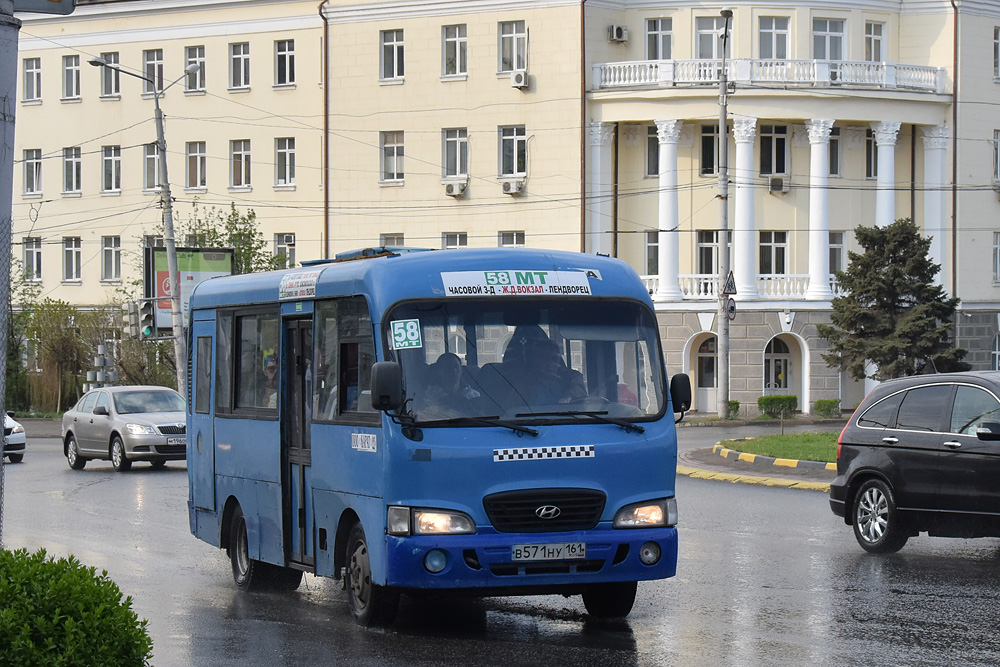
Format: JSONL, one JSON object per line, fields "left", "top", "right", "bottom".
{"left": 535, "top": 505, "right": 561, "bottom": 520}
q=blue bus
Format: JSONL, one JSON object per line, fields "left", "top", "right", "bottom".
{"left": 187, "top": 247, "right": 691, "bottom": 625}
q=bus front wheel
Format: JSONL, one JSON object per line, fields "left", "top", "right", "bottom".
{"left": 345, "top": 522, "right": 399, "bottom": 627}
{"left": 582, "top": 581, "right": 638, "bottom": 618}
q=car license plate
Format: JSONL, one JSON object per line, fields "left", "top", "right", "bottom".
{"left": 512, "top": 542, "right": 585, "bottom": 561}
{"left": 167, "top": 437, "right": 186, "bottom": 446}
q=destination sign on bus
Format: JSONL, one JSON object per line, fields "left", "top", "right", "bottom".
{"left": 441, "top": 270, "right": 592, "bottom": 297}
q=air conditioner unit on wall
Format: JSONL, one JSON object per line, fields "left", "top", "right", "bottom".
{"left": 510, "top": 69, "right": 528, "bottom": 89}
{"left": 609, "top": 25, "right": 629, "bottom": 42}
{"left": 445, "top": 181, "right": 467, "bottom": 197}
{"left": 501, "top": 179, "right": 524, "bottom": 195}
{"left": 768, "top": 176, "right": 789, "bottom": 194}
{"left": 282, "top": 233, "right": 295, "bottom": 245}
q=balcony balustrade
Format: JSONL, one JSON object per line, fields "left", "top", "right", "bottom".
{"left": 641, "top": 274, "right": 843, "bottom": 301}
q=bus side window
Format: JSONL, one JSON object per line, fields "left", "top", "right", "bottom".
{"left": 195, "top": 336, "right": 212, "bottom": 414}
{"left": 215, "top": 313, "right": 233, "bottom": 412}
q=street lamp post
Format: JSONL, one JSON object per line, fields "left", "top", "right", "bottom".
{"left": 717, "top": 8, "right": 733, "bottom": 419}
{"left": 89, "top": 58, "right": 197, "bottom": 399}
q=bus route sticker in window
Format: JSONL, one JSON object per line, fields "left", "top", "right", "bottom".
{"left": 352, "top": 433, "right": 377, "bottom": 453}
{"left": 390, "top": 319, "right": 423, "bottom": 350}
{"left": 441, "top": 270, "right": 592, "bottom": 297}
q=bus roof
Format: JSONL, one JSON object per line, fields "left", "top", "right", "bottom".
{"left": 187, "top": 247, "right": 652, "bottom": 316}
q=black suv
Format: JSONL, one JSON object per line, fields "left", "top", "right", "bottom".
{"left": 830, "top": 371, "right": 1000, "bottom": 553}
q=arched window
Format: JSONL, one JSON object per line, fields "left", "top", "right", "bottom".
{"left": 697, "top": 337, "right": 716, "bottom": 389}
{"left": 764, "top": 337, "right": 791, "bottom": 391}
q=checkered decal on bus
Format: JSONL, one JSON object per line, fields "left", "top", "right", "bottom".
{"left": 493, "top": 445, "right": 595, "bottom": 461}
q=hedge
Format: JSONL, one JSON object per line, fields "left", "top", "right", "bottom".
{"left": 813, "top": 399, "right": 842, "bottom": 419}
{"left": 757, "top": 394, "right": 798, "bottom": 418}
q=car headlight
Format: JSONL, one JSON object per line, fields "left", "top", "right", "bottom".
{"left": 386, "top": 506, "right": 475, "bottom": 536}
{"left": 613, "top": 498, "right": 677, "bottom": 528}
{"left": 10, "top": 425, "right": 23, "bottom": 434}
{"left": 126, "top": 423, "right": 156, "bottom": 435}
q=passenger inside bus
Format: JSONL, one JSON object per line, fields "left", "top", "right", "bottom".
{"left": 263, "top": 354, "right": 278, "bottom": 408}
{"left": 412, "top": 352, "right": 479, "bottom": 419}
{"left": 527, "top": 339, "right": 587, "bottom": 405}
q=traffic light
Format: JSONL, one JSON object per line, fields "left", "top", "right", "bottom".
{"left": 122, "top": 302, "right": 139, "bottom": 339}
{"left": 138, "top": 299, "right": 156, "bottom": 340}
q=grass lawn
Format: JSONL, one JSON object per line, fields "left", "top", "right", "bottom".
{"left": 720, "top": 432, "right": 839, "bottom": 463}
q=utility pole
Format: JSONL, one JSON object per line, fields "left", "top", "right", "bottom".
{"left": 716, "top": 8, "right": 733, "bottom": 418}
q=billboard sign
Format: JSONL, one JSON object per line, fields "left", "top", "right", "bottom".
{"left": 14, "top": 0, "right": 75, "bottom": 15}
{"left": 144, "top": 248, "right": 234, "bottom": 330}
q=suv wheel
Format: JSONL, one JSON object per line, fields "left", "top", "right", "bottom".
{"left": 853, "top": 478, "right": 909, "bottom": 553}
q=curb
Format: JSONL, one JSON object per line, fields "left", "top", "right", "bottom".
{"left": 711, "top": 443, "right": 837, "bottom": 473}
{"left": 676, "top": 465, "right": 830, "bottom": 492}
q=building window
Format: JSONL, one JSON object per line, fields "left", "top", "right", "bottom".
{"left": 701, "top": 124, "right": 719, "bottom": 176}
{"left": 646, "top": 126, "right": 659, "bottom": 177}
{"left": 443, "top": 232, "right": 468, "bottom": 249}
{"left": 23, "top": 237, "right": 41, "bottom": 282}
{"left": 142, "top": 49, "right": 164, "bottom": 94}
{"left": 443, "top": 25, "right": 467, "bottom": 76}
{"left": 381, "top": 233, "right": 404, "bottom": 247}
{"left": 186, "top": 46, "right": 205, "bottom": 91}
{"left": 697, "top": 230, "right": 720, "bottom": 278}
{"left": 813, "top": 19, "right": 844, "bottom": 61}
{"left": 275, "top": 40, "right": 295, "bottom": 85}
{"left": 102, "top": 236, "right": 121, "bottom": 281}
{"left": 829, "top": 127, "right": 841, "bottom": 177}
{"left": 102, "top": 145, "right": 121, "bottom": 192}
{"left": 759, "top": 125, "right": 788, "bottom": 176}
{"left": 23, "top": 58, "right": 41, "bottom": 102}
{"left": 231, "top": 139, "right": 252, "bottom": 187}
{"left": 62, "top": 147, "right": 81, "bottom": 193}
{"left": 186, "top": 141, "right": 206, "bottom": 189}
{"left": 443, "top": 129, "right": 468, "bottom": 177}
{"left": 646, "top": 230, "right": 658, "bottom": 275}
{"left": 865, "top": 129, "right": 878, "bottom": 179}
{"left": 99, "top": 52, "right": 119, "bottom": 96}
{"left": 994, "top": 232, "right": 1000, "bottom": 283}
{"left": 144, "top": 143, "right": 160, "bottom": 191}
{"left": 381, "top": 30, "right": 404, "bottom": 80}
{"left": 865, "top": 22, "right": 885, "bottom": 62}
{"left": 275, "top": 233, "right": 295, "bottom": 268}
{"left": 499, "top": 20, "right": 527, "bottom": 72}
{"left": 230, "top": 42, "right": 251, "bottom": 89}
{"left": 63, "top": 237, "right": 82, "bottom": 281}
{"left": 995, "top": 28, "right": 1000, "bottom": 79}
{"left": 759, "top": 231, "right": 788, "bottom": 275}
{"left": 696, "top": 17, "right": 729, "bottom": 60}
{"left": 23, "top": 149, "right": 41, "bottom": 195}
{"left": 759, "top": 17, "right": 789, "bottom": 60}
{"left": 764, "top": 338, "right": 791, "bottom": 391}
{"left": 646, "top": 18, "right": 672, "bottom": 60}
{"left": 275, "top": 138, "right": 296, "bottom": 186}
{"left": 499, "top": 231, "right": 525, "bottom": 247}
{"left": 62, "top": 55, "right": 80, "bottom": 99}
{"left": 993, "top": 334, "right": 1000, "bottom": 370}
{"left": 380, "top": 131, "right": 404, "bottom": 182}
{"left": 499, "top": 126, "right": 527, "bottom": 177}
{"left": 829, "top": 231, "right": 844, "bottom": 275}
{"left": 143, "top": 234, "right": 164, "bottom": 248}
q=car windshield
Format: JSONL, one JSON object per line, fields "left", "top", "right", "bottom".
{"left": 384, "top": 298, "right": 666, "bottom": 424}
{"left": 113, "top": 390, "right": 184, "bottom": 415}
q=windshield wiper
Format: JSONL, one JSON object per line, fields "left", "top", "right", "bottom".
{"left": 515, "top": 410, "right": 645, "bottom": 434}
{"left": 413, "top": 415, "right": 538, "bottom": 437}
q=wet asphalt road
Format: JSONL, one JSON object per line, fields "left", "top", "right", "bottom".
{"left": 3, "top": 431, "right": 1000, "bottom": 666}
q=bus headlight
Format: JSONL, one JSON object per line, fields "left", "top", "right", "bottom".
{"left": 613, "top": 498, "right": 677, "bottom": 528}
{"left": 386, "top": 506, "right": 476, "bottom": 536}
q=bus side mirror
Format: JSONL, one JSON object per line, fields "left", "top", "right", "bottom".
{"left": 670, "top": 373, "right": 691, "bottom": 414}
{"left": 371, "top": 362, "right": 404, "bottom": 412}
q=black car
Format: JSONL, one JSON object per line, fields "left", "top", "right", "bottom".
{"left": 830, "top": 371, "right": 1000, "bottom": 553}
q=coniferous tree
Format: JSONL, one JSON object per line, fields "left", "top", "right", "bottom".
{"left": 817, "top": 218, "right": 969, "bottom": 381}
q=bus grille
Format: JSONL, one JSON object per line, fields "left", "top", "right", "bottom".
{"left": 157, "top": 425, "right": 186, "bottom": 435}
{"left": 483, "top": 488, "right": 606, "bottom": 533}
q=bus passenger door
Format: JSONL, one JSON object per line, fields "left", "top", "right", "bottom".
{"left": 284, "top": 318, "right": 314, "bottom": 566}
{"left": 190, "top": 320, "right": 216, "bottom": 512}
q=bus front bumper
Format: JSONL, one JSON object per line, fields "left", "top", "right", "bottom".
{"left": 384, "top": 525, "right": 677, "bottom": 591}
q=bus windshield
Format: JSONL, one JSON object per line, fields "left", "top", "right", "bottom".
{"left": 385, "top": 298, "right": 666, "bottom": 424}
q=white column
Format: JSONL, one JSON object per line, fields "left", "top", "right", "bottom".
{"left": 732, "top": 118, "right": 758, "bottom": 298}
{"left": 806, "top": 119, "right": 835, "bottom": 300}
{"left": 872, "top": 121, "right": 901, "bottom": 228}
{"left": 654, "top": 119, "right": 684, "bottom": 300}
{"left": 922, "top": 125, "right": 949, "bottom": 290}
{"left": 588, "top": 122, "right": 615, "bottom": 255}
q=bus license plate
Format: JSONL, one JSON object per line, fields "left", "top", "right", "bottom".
{"left": 512, "top": 542, "right": 586, "bottom": 561}
{"left": 167, "top": 437, "right": 186, "bottom": 445}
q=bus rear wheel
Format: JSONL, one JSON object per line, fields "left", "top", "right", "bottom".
{"left": 345, "top": 522, "right": 399, "bottom": 627}
{"left": 229, "top": 505, "right": 304, "bottom": 592}
{"left": 582, "top": 581, "right": 638, "bottom": 618}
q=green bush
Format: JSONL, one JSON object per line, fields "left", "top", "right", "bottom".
{"left": 813, "top": 399, "right": 841, "bottom": 419}
{"left": 727, "top": 400, "right": 740, "bottom": 420}
{"left": 757, "top": 395, "right": 798, "bottom": 418}
{"left": 0, "top": 548, "right": 153, "bottom": 667}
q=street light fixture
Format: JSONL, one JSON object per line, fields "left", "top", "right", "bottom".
{"left": 88, "top": 57, "right": 199, "bottom": 399}
{"left": 716, "top": 8, "right": 733, "bottom": 418}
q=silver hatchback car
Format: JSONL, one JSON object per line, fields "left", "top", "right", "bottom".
{"left": 62, "top": 385, "right": 186, "bottom": 471}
